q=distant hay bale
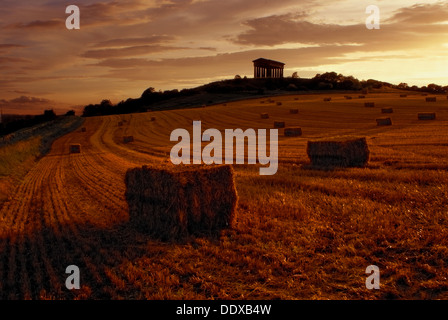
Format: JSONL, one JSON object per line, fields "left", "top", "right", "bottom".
{"left": 400, "top": 94, "right": 407, "bottom": 98}
{"left": 69, "top": 144, "right": 81, "bottom": 154}
{"left": 422, "top": 94, "right": 428, "bottom": 96}
{"left": 274, "top": 121, "right": 285, "bottom": 128}
{"left": 307, "top": 137, "right": 370, "bottom": 168}
{"left": 260, "top": 101, "right": 265, "bottom": 104}
{"left": 323, "top": 98, "right": 332, "bottom": 102}
{"left": 376, "top": 118, "right": 392, "bottom": 126}
{"left": 123, "top": 136, "right": 134, "bottom": 143}
{"left": 276, "top": 102, "right": 283, "bottom": 106}
{"left": 381, "top": 108, "right": 393, "bottom": 114}
{"left": 260, "top": 113, "right": 269, "bottom": 119}
{"left": 418, "top": 113, "right": 436, "bottom": 120}
{"left": 294, "top": 98, "right": 299, "bottom": 101}
{"left": 81, "top": 127, "right": 86, "bottom": 132}
{"left": 426, "top": 97, "right": 437, "bottom": 102}
{"left": 151, "top": 116, "right": 156, "bottom": 121}
{"left": 202, "top": 104, "right": 206, "bottom": 108}
{"left": 345, "top": 96, "right": 353, "bottom": 100}
{"left": 358, "top": 95, "right": 366, "bottom": 99}
{"left": 284, "top": 127, "right": 302, "bottom": 137}
{"left": 118, "top": 121, "right": 123, "bottom": 126}
{"left": 364, "top": 102, "right": 375, "bottom": 108}
{"left": 125, "top": 165, "right": 238, "bottom": 240}
{"left": 290, "top": 109, "right": 299, "bottom": 114}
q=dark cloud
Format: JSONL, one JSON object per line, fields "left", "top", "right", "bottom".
{"left": 9, "top": 96, "right": 52, "bottom": 104}
{"left": 92, "top": 36, "right": 176, "bottom": 48}
{"left": 8, "top": 19, "right": 62, "bottom": 29}
{"left": 386, "top": 2, "right": 448, "bottom": 24}
{"left": 82, "top": 45, "right": 187, "bottom": 59}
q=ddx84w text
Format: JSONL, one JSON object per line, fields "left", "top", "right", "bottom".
{"left": 221, "top": 304, "right": 272, "bottom": 315}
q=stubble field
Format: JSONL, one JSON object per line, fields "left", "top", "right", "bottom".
{"left": 0, "top": 92, "right": 447, "bottom": 300}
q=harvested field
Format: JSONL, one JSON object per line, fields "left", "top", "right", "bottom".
{"left": 1, "top": 92, "right": 448, "bottom": 300}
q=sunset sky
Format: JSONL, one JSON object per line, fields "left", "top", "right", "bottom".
{"left": 1, "top": 0, "right": 447, "bottom": 114}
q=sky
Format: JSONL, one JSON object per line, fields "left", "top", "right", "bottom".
{"left": 1, "top": 0, "right": 447, "bottom": 114}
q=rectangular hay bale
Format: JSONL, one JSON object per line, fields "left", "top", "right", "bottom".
{"left": 125, "top": 165, "right": 238, "bottom": 240}
{"left": 260, "top": 113, "right": 269, "bottom": 119}
{"left": 376, "top": 118, "right": 392, "bottom": 126}
{"left": 69, "top": 144, "right": 81, "bottom": 154}
{"left": 290, "top": 109, "right": 299, "bottom": 114}
{"left": 81, "top": 127, "right": 86, "bottom": 132}
{"left": 284, "top": 127, "right": 302, "bottom": 137}
{"left": 418, "top": 113, "right": 436, "bottom": 120}
{"left": 426, "top": 97, "right": 437, "bottom": 102}
{"left": 274, "top": 121, "right": 285, "bottom": 128}
{"left": 381, "top": 108, "right": 393, "bottom": 114}
{"left": 307, "top": 137, "right": 369, "bottom": 168}
{"left": 123, "top": 136, "right": 134, "bottom": 143}
{"left": 365, "top": 102, "right": 375, "bottom": 108}
{"left": 323, "top": 98, "right": 332, "bottom": 102}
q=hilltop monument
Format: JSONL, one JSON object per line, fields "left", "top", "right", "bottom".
{"left": 253, "top": 58, "right": 285, "bottom": 79}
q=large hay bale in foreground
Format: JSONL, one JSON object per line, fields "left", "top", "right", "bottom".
{"left": 274, "top": 121, "right": 285, "bottom": 128}
{"left": 125, "top": 165, "right": 238, "bottom": 240}
{"left": 307, "top": 137, "right": 369, "bottom": 168}
{"left": 123, "top": 136, "right": 134, "bottom": 143}
{"left": 260, "top": 113, "right": 269, "bottom": 119}
{"left": 418, "top": 113, "right": 436, "bottom": 120}
{"left": 364, "top": 102, "right": 375, "bottom": 108}
{"left": 290, "top": 109, "right": 299, "bottom": 114}
{"left": 69, "top": 144, "right": 81, "bottom": 154}
{"left": 381, "top": 108, "right": 393, "bottom": 114}
{"left": 426, "top": 97, "right": 437, "bottom": 102}
{"left": 284, "top": 127, "right": 302, "bottom": 137}
{"left": 376, "top": 118, "right": 392, "bottom": 126}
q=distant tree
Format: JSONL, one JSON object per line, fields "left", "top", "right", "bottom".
{"left": 292, "top": 72, "right": 299, "bottom": 78}
{"left": 43, "top": 109, "right": 57, "bottom": 120}
{"left": 398, "top": 82, "right": 409, "bottom": 90}
{"left": 234, "top": 75, "right": 242, "bottom": 79}
{"left": 65, "top": 110, "right": 75, "bottom": 116}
